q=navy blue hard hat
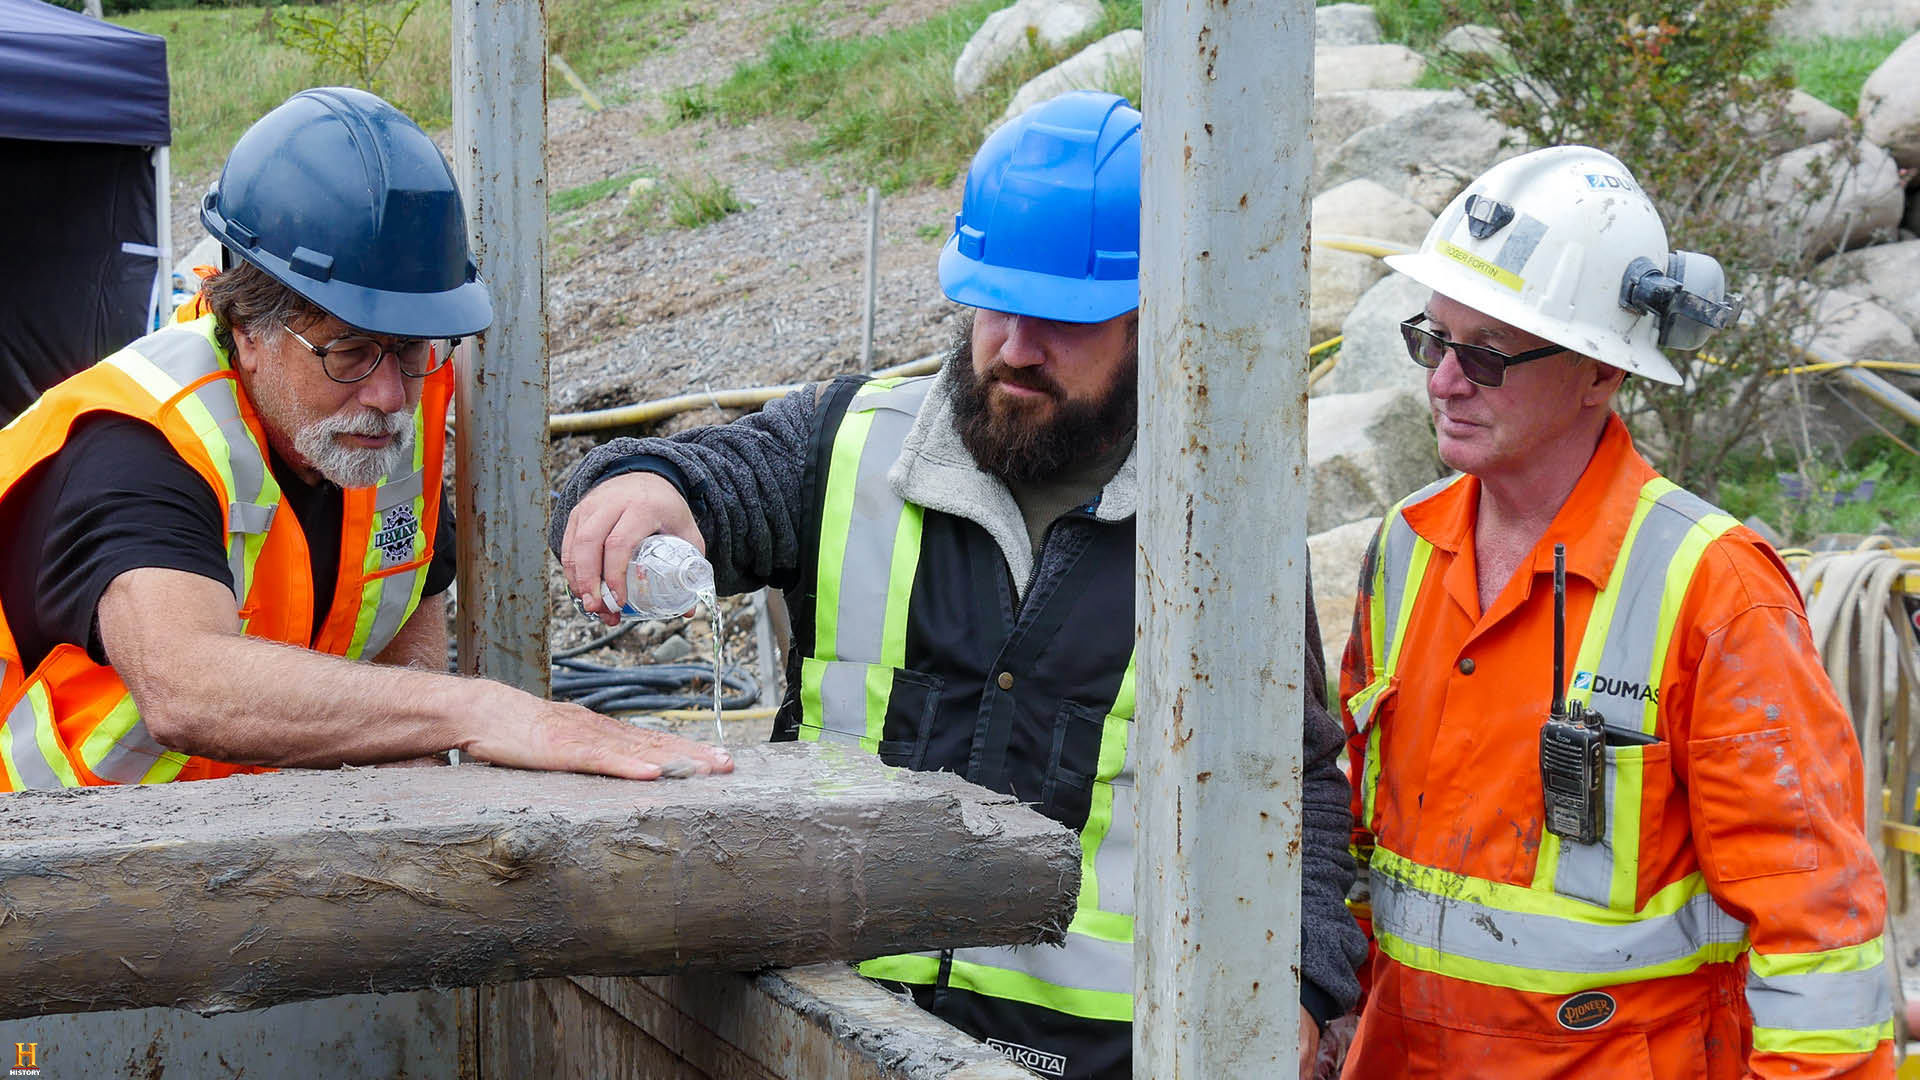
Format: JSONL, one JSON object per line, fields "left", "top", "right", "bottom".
{"left": 939, "top": 90, "right": 1141, "bottom": 324}
{"left": 201, "top": 87, "right": 492, "bottom": 339}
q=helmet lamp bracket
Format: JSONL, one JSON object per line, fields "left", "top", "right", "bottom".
{"left": 1619, "top": 253, "right": 1744, "bottom": 352}
{"left": 1464, "top": 194, "right": 1515, "bottom": 240}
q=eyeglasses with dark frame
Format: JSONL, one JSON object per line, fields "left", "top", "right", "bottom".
{"left": 1398, "top": 312, "right": 1567, "bottom": 389}
{"left": 283, "top": 321, "right": 460, "bottom": 385}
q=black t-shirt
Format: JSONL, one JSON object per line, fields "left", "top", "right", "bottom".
{"left": 0, "top": 413, "right": 455, "bottom": 673}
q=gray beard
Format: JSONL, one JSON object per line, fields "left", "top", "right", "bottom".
{"left": 294, "top": 408, "right": 414, "bottom": 489}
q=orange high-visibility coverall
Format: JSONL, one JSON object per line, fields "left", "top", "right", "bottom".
{"left": 1341, "top": 416, "right": 1892, "bottom": 1079}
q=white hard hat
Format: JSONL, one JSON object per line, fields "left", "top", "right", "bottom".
{"left": 1386, "top": 146, "right": 1725, "bottom": 386}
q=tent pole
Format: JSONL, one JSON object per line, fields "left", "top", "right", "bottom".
{"left": 151, "top": 145, "right": 171, "bottom": 330}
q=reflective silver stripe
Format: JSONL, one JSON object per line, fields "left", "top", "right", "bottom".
{"left": 1094, "top": 760, "right": 1134, "bottom": 917}
{"left": 1553, "top": 485, "right": 1732, "bottom": 908}
{"left": 1748, "top": 963, "right": 1894, "bottom": 1033}
{"left": 1353, "top": 474, "right": 1459, "bottom": 735}
{"left": 1373, "top": 865, "right": 1745, "bottom": 975}
{"left": 227, "top": 502, "right": 276, "bottom": 534}
{"left": 5, "top": 692, "right": 62, "bottom": 789}
{"left": 358, "top": 557, "right": 420, "bottom": 660}
{"left": 132, "top": 324, "right": 277, "bottom": 607}
{"left": 88, "top": 715, "right": 172, "bottom": 785}
{"left": 815, "top": 380, "right": 929, "bottom": 732}
{"left": 953, "top": 930, "right": 1134, "bottom": 996}
{"left": 374, "top": 469, "right": 425, "bottom": 511}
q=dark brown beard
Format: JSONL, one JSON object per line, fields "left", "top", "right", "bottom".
{"left": 943, "top": 311, "right": 1138, "bottom": 485}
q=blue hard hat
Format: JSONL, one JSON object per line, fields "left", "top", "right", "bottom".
{"left": 940, "top": 90, "right": 1141, "bottom": 324}
{"left": 201, "top": 87, "right": 492, "bottom": 339}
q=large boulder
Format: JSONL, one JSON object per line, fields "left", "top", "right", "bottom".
{"left": 953, "top": 0, "right": 1104, "bottom": 100}
{"left": 1315, "top": 43, "right": 1427, "bottom": 92}
{"left": 1312, "top": 89, "right": 1452, "bottom": 174}
{"left": 1742, "top": 138, "right": 1905, "bottom": 259}
{"left": 1316, "top": 3, "right": 1381, "bottom": 45}
{"left": 1750, "top": 89, "right": 1852, "bottom": 154}
{"left": 1437, "top": 24, "right": 1511, "bottom": 68}
{"left": 1772, "top": 0, "right": 1920, "bottom": 39}
{"left": 1318, "top": 90, "right": 1528, "bottom": 212}
{"left": 1316, "top": 272, "right": 1431, "bottom": 398}
{"left": 1002, "top": 29, "right": 1141, "bottom": 120}
{"left": 1307, "top": 387, "right": 1444, "bottom": 536}
{"left": 1307, "top": 515, "right": 1381, "bottom": 666}
{"left": 1310, "top": 179, "right": 1434, "bottom": 343}
{"left": 1818, "top": 239, "right": 1920, "bottom": 335}
{"left": 1861, "top": 31, "right": 1920, "bottom": 168}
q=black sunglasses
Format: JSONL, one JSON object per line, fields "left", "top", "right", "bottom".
{"left": 1399, "top": 312, "right": 1567, "bottom": 388}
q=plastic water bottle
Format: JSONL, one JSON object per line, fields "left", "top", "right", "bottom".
{"left": 599, "top": 534, "right": 716, "bottom": 620}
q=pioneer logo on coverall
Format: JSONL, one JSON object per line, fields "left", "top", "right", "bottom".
{"left": 1572, "top": 670, "right": 1659, "bottom": 705}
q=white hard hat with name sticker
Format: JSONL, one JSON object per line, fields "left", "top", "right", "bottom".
{"left": 1385, "top": 146, "right": 1741, "bottom": 386}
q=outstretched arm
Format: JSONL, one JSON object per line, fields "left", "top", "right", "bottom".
{"left": 99, "top": 567, "right": 731, "bottom": 779}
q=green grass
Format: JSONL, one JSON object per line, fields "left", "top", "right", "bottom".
{"left": 1765, "top": 29, "right": 1909, "bottom": 113}
{"left": 1321, "top": 0, "right": 1451, "bottom": 50}
{"left": 1716, "top": 433, "right": 1920, "bottom": 543}
{"left": 697, "top": 0, "right": 1141, "bottom": 193}
{"left": 665, "top": 174, "right": 749, "bottom": 228}
{"left": 552, "top": 170, "right": 649, "bottom": 215}
{"left": 116, "top": 0, "right": 699, "bottom": 181}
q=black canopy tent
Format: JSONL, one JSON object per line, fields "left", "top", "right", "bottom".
{"left": 0, "top": 0, "right": 169, "bottom": 423}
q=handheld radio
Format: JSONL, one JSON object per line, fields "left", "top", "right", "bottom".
{"left": 1539, "top": 544, "right": 1605, "bottom": 845}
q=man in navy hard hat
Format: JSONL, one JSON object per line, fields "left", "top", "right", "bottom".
{"left": 0, "top": 87, "right": 731, "bottom": 789}
{"left": 555, "top": 90, "right": 1364, "bottom": 1079}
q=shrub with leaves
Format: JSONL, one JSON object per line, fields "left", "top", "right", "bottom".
{"left": 274, "top": 0, "right": 422, "bottom": 96}
{"left": 1434, "top": 0, "right": 1866, "bottom": 495}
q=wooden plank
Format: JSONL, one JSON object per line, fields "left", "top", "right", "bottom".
{"left": 476, "top": 979, "right": 694, "bottom": 1079}
{"left": 0, "top": 744, "right": 1079, "bottom": 1020}
{"left": 569, "top": 966, "right": 1036, "bottom": 1080}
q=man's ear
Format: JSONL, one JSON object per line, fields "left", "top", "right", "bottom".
{"left": 230, "top": 323, "right": 264, "bottom": 375}
{"left": 1585, "top": 361, "right": 1628, "bottom": 407}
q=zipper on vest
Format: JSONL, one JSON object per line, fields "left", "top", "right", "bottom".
{"left": 932, "top": 948, "right": 955, "bottom": 1008}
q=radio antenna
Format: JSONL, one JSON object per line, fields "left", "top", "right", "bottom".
{"left": 1552, "top": 544, "right": 1567, "bottom": 719}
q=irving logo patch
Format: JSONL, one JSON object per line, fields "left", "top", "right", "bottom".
{"left": 374, "top": 505, "right": 420, "bottom": 568}
{"left": 1572, "top": 670, "right": 1659, "bottom": 704}
{"left": 986, "top": 1039, "right": 1067, "bottom": 1077}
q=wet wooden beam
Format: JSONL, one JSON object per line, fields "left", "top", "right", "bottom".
{"left": 0, "top": 744, "right": 1078, "bottom": 1021}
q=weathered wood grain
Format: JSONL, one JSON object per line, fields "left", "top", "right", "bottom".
{"left": 0, "top": 743, "right": 1079, "bottom": 1020}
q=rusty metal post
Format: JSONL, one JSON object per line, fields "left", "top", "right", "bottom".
{"left": 1136, "top": 1, "right": 1314, "bottom": 1075}
{"left": 451, "top": 0, "right": 550, "bottom": 694}
{"left": 860, "top": 186, "right": 880, "bottom": 368}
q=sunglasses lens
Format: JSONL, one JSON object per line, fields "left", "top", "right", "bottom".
{"left": 1453, "top": 344, "right": 1506, "bottom": 388}
{"left": 1403, "top": 324, "right": 1443, "bottom": 369}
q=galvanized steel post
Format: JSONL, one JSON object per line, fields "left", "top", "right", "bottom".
{"left": 452, "top": 0, "right": 551, "bottom": 694}
{"left": 1136, "top": 1, "right": 1315, "bottom": 1075}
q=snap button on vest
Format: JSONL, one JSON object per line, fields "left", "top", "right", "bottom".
{"left": 1457, "top": 658, "right": 1475, "bottom": 675}
{"left": 997, "top": 671, "right": 1014, "bottom": 690}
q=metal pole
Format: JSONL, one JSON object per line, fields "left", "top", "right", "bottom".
{"left": 452, "top": 0, "right": 550, "bottom": 695}
{"left": 149, "top": 146, "right": 171, "bottom": 331}
{"left": 1136, "top": 0, "right": 1313, "bottom": 1075}
{"left": 860, "top": 186, "right": 880, "bottom": 368}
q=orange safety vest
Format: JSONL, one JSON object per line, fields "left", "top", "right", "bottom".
{"left": 0, "top": 314, "right": 450, "bottom": 789}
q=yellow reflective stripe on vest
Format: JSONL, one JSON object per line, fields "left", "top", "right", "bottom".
{"left": 1071, "top": 655, "right": 1136, "bottom": 944}
{"left": 1533, "top": 480, "right": 1738, "bottom": 910}
{"left": 3, "top": 681, "right": 78, "bottom": 789}
{"left": 819, "top": 375, "right": 1136, "bottom": 1018}
{"left": 801, "top": 376, "right": 925, "bottom": 748}
{"left": 77, "top": 692, "right": 189, "bottom": 785}
{"left": 1370, "top": 846, "right": 1746, "bottom": 994}
{"left": 1353, "top": 481, "right": 1446, "bottom": 831}
{"left": 342, "top": 466, "right": 431, "bottom": 661}
{"left": 105, "top": 319, "right": 279, "bottom": 612}
{"left": 861, "top": 946, "right": 1134, "bottom": 1024}
{"left": 1746, "top": 938, "right": 1895, "bottom": 1054}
